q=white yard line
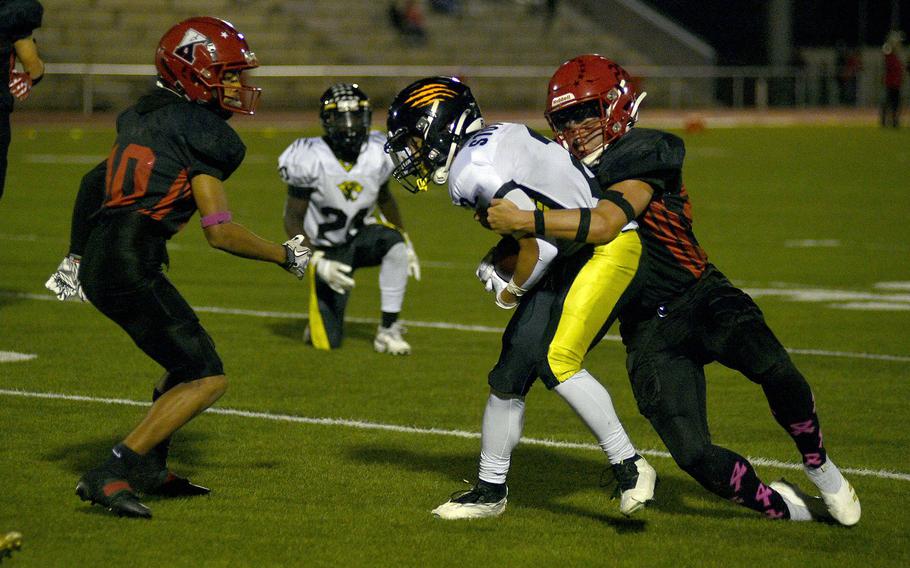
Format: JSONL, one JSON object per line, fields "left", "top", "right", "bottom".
{"left": 2, "top": 387, "right": 907, "bottom": 483}
{"left": 3, "top": 290, "right": 909, "bottom": 362}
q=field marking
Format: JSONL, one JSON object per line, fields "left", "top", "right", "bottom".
{"left": 3, "top": 290, "right": 910, "bottom": 362}
{"left": 1, "top": 387, "right": 907, "bottom": 483}
{"left": 784, "top": 239, "right": 842, "bottom": 248}
{"left": 0, "top": 352, "right": 37, "bottom": 363}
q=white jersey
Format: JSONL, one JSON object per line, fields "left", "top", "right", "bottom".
{"left": 448, "top": 122, "right": 636, "bottom": 254}
{"left": 278, "top": 131, "right": 395, "bottom": 247}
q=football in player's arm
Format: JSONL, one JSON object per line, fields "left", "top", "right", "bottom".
{"left": 278, "top": 83, "right": 419, "bottom": 354}
{"left": 488, "top": 54, "right": 861, "bottom": 526}
{"left": 384, "top": 77, "right": 657, "bottom": 520}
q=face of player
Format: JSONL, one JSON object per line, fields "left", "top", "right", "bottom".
{"left": 550, "top": 100, "right": 606, "bottom": 159}
{"left": 221, "top": 70, "right": 243, "bottom": 110}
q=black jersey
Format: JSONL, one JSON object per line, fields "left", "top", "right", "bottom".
{"left": 596, "top": 127, "right": 708, "bottom": 309}
{"left": 98, "top": 89, "right": 245, "bottom": 237}
{"left": 0, "top": 0, "right": 43, "bottom": 112}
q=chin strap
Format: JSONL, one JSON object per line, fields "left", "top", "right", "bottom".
{"left": 433, "top": 112, "right": 485, "bottom": 184}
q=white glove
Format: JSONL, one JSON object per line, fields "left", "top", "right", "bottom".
{"left": 476, "top": 257, "right": 516, "bottom": 310}
{"left": 402, "top": 232, "right": 421, "bottom": 281}
{"left": 45, "top": 254, "right": 87, "bottom": 302}
{"left": 312, "top": 250, "right": 355, "bottom": 294}
{"left": 282, "top": 235, "right": 312, "bottom": 279}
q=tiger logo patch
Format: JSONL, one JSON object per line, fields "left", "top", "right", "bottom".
{"left": 338, "top": 181, "right": 364, "bottom": 201}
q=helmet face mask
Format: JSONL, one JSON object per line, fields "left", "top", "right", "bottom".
{"left": 155, "top": 17, "right": 262, "bottom": 115}
{"left": 385, "top": 77, "right": 484, "bottom": 193}
{"left": 320, "top": 84, "right": 372, "bottom": 163}
{"left": 545, "top": 55, "right": 646, "bottom": 162}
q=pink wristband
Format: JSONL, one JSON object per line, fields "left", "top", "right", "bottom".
{"left": 200, "top": 211, "right": 232, "bottom": 228}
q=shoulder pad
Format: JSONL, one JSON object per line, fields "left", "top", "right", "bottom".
{"left": 184, "top": 106, "right": 246, "bottom": 181}
{"left": 597, "top": 128, "right": 685, "bottom": 187}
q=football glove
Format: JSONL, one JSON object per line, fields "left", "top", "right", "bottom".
{"left": 311, "top": 250, "right": 355, "bottom": 294}
{"left": 45, "top": 254, "right": 87, "bottom": 302}
{"left": 282, "top": 235, "right": 312, "bottom": 279}
{"left": 476, "top": 255, "right": 517, "bottom": 310}
{"left": 8, "top": 71, "right": 33, "bottom": 101}
{"left": 402, "top": 232, "right": 421, "bottom": 281}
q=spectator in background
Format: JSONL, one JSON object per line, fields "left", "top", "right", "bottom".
{"left": 389, "top": 0, "right": 428, "bottom": 46}
{"left": 881, "top": 30, "right": 906, "bottom": 128}
{"left": 835, "top": 43, "right": 861, "bottom": 106}
{"left": 0, "top": 0, "right": 44, "bottom": 203}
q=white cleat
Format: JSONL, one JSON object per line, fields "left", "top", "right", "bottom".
{"left": 820, "top": 478, "right": 861, "bottom": 526}
{"left": 373, "top": 322, "right": 411, "bottom": 355}
{"left": 769, "top": 479, "right": 824, "bottom": 521}
{"left": 613, "top": 455, "right": 657, "bottom": 516}
{"left": 432, "top": 482, "right": 507, "bottom": 520}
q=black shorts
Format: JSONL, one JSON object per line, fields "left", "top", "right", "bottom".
{"left": 621, "top": 264, "right": 791, "bottom": 417}
{"left": 81, "top": 213, "right": 223, "bottom": 381}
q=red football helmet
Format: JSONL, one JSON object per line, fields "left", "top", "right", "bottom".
{"left": 545, "top": 54, "right": 646, "bottom": 162}
{"left": 155, "top": 17, "right": 261, "bottom": 115}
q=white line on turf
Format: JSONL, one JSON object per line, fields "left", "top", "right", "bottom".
{"left": 0, "top": 352, "right": 37, "bottom": 363}
{"left": 1, "top": 387, "right": 907, "bottom": 483}
{"left": 3, "top": 290, "right": 910, "bottom": 362}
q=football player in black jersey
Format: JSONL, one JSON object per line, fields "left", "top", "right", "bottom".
{"left": 47, "top": 17, "right": 311, "bottom": 519}
{"left": 0, "top": 0, "right": 44, "bottom": 202}
{"left": 485, "top": 55, "right": 860, "bottom": 526}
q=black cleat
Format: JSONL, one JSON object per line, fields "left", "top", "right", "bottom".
{"left": 75, "top": 468, "right": 152, "bottom": 519}
{"left": 146, "top": 472, "right": 211, "bottom": 498}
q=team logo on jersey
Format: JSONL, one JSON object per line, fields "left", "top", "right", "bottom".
{"left": 174, "top": 29, "right": 217, "bottom": 64}
{"left": 337, "top": 181, "right": 364, "bottom": 201}
{"left": 404, "top": 84, "right": 458, "bottom": 108}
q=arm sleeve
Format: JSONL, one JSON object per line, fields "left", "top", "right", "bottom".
{"left": 499, "top": 187, "right": 558, "bottom": 290}
{"left": 68, "top": 160, "right": 106, "bottom": 257}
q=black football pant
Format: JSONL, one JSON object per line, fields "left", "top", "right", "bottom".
{"left": 621, "top": 265, "right": 826, "bottom": 517}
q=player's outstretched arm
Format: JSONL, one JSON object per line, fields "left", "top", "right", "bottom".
{"left": 193, "top": 174, "right": 310, "bottom": 276}
{"left": 486, "top": 179, "right": 654, "bottom": 244}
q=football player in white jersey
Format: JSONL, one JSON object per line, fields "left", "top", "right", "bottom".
{"left": 279, "top": 84, "right": 420, "bottom": 354}
{"left": 385, "top": 77, "right": 656, "bottom": 519}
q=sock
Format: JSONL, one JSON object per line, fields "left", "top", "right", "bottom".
{"left": 379, "top": 242, "right": 408, "bottom": 313}
{"left": 103, "top": 443, "right": 145, "bottom": 477}
{"left": 478, "top": 391, "right": 525, "bottom": 485}
{"left": 781, "top": 495, "right": 813, "bottom": 521}
{"left": 759, "top": 361, "right": 827, "bottom": 467}
{"left": 381, "top": 312, "right": 398, "bottom": 329}
{"left": 690, "top": 446, "right": 790, "bottom": 519}
{"left": 554, "top": 369, "right": 635, "bottom": 464}
{"left": 805, "top": 458, "right": 845, "bottom": 494}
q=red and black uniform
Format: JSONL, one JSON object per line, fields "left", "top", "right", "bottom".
{"left": 595, "top": 127, "right": 826, "bottom": 519}
{"left": 0, "top": 0, "right": 42, "bottom": 201}
{"left": 80, "top": 89, "right": 245, "bottom": 382}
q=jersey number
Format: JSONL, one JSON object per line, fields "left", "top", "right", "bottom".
{"left": 105, "top": 143, "right": 156, "bottom": 208}
{"left": 316, "top": 206, "right": 371, "bottom": 241}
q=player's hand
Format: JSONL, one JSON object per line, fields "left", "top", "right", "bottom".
{"left": 282, "top": 235, "right": 312, "bottom": 279}
{"left": 475, "top": 255, "right": 515, "bottom": 309}
{"left": 45, "top": 254, "right": 87, "bottom": 302}
{"left": 485, "top": 198, "right": 527, "bottom": 235}
{"left": 8, "top": 71, "right": 33, "bottom": 101}
{"left": 311, "top": 250, "right": 355, "bottom": 294}
{"left": 402, "top": 232, "right": 421, "bottom": 281}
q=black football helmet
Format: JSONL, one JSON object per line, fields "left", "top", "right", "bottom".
{"left": 320, "top": 83, "right": 372, "bottom": 163}
{"left": 385, "top": 76, "right": 484, "bottom": 193}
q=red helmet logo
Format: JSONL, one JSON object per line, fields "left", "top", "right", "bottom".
{"left": 545, "top": 54, "right": 646, "bottom": 161}
{"left": 155, "top": 17, "right": 261, "bottom": 115}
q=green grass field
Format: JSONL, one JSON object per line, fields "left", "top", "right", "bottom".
{"left": 1, "top": 120, "right": 908, "bottom": 567}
